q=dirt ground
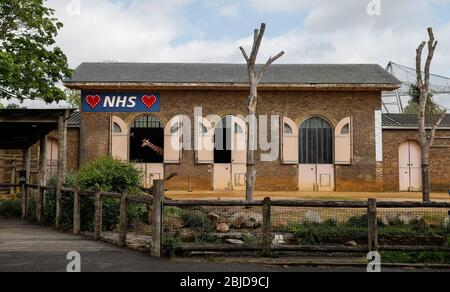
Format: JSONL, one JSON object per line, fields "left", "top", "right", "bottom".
{"left": 166, "top": 191, "right": 450, "bottom": 201}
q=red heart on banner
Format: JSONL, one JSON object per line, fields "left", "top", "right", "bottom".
{"left": 142, "top": 95, "right": 157, "bottom": 109}
{"left": 86, "top": 95, "right": 101, "bottom": 109}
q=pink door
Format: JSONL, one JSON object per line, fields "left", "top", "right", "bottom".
{"left": 316, "top": 164, "right": 335, "bottom": 192}
{"left": 298, "top": 164, "right": 317, "bottom": 191}
{"left": 399, "top": 141, "right": 422, "bottom": 192}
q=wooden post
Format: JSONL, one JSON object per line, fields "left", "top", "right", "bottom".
{"left": 118, "top": 192, "right": 129, "bottom": 247}
{"left": 55, "top": 110, "right": 68, "bottom": 229}
{"left": 20, "top": 183, "right": 26, "bottom": 220}
{"left": 10, "top": 164, "right": 15, "bottom": 196}
{"left": 368, "top": 199, "right": 378, "bottom": 251}
{"left": 37, "top": 136, "right": 47, "bottom": 224}
{"left": 21, "top": 147, "right": 30, "bottom": 220}
{"left": 262, "top": 197, "right": 271, "bottom": 256}
{"left": 73, "top": 187, "right": 81, "bottom": 235}
{"left": 147, "top": 204, "right": 153, "bottom": 225}
{"left": 94, "top": 191, "right": 102, "bottom": 241}
{"left": 151, "top": 180, "right": 164, "bottom": 257}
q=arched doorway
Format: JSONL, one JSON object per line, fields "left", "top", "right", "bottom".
{"left": 399, "top": 140, "right": 422, "bottom": 192}
{"left": 213, "top": 115, "right": 246, "bottom": 191}
{"left": 129, "top": 115, "right": 164, "bottom": 187}
{"left": 298, "top": 117, "right": 335, "bottom": 191}
{"left": 46, "top": 138, "right": 58, "bottom": 177}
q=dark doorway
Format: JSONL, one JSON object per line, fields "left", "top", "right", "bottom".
{"left": 130, "top": 115, "right": 164, "bottom": 163}
{"left": 214, "top": 116, "right": 232, "bottom": 164}
{"left": 299, "top": 117, "right": 333, "bottom": 164}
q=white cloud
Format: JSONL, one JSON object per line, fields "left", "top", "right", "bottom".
{"left": 219, "top": 4, "right": 240, "bottom": 18}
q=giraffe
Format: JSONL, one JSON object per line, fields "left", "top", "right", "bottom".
{"left": 142, "top": 138, "right": 164, "bottom": 156}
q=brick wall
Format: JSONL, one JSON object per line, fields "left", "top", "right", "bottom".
{"left": 79, "top": 89, "right": 382, "bottom": 192}
{"left": 382, "top": 129, "right": 450, "bottom": 192}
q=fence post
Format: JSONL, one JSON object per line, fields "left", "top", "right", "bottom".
{"left": 94, "top": 190, "right": 102, "bottom": 241}
{"left": 20, "top": 183, "right": 27, "bottom": 220}
{"left": 151, "top": 180, "right": 164, "bottom": 257}
{"left": 73, "top": 187, "right": 81, "bottom": 235}
{"left": 36, "top": 185, "right": 44, "bottom": 224}
{"left": 368, "top": 198, "right": 378, "bottom": 251}
{"left": 262, "top": 197, "right": 272, "bottom": 256}
{"left": 118, "top": 192, "right": 129, "bottom": 248}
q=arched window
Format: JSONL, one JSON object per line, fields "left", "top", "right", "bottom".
{"left": 113, "top": 122, "right": 122, "bottom": 134}
{"left": 284, "top": 123, "right": 294, "bottom": 135}
{"left": 299, "top": 117, "right": 333, "bottom": 164}
{"left": 214, "top": 116, "right": 232, "bottom": 163}
{"left": 130, "top": 115, "right": 164, "bottom": 163}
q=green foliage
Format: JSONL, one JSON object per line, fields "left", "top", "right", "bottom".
{"left": 404, "top": 84, "right": 440, "bottom": 114}
{"left": 181, "top": 210, "right": 216, "bottom": 243}
{"left": 43, "top": 158, "right": 146, "bottom": 231}
{"left": 75, "top": 157, "right": 145, "bottom": 231}
{"left": 76, "top": 157, "right": 142, "bottom": 193}
{"left": 0, "top": 200, "right": 21, "bottom": 218}
{"left": 0, "top": 0, "right": 72, "bottom": 102}
{"left": 65, "top": 89, "right": 81, "bottom": 109}
{"left": 381, "top": 251, "right": 450, "bottom": 264}
{"left": 44, "top": 174, "right": 76, "bottom": 229}
{"left": 281, "top": 215, "right": 448, "bottom": 246}
{"left": 162, "top": 236, "right": 183, "bottom": 257}
{"left": 181, "top": 210, "right": 212, "bottom": 229}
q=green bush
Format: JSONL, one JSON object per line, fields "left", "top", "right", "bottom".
{"left": 162, "top": 236, "right": 183, "bottom": 257}
{"left": 381, "top": 251, "right": 450, "bottom": 264}
{"left": 76, "top": 157, "right": 146, "bottom": 231}
{"left": 181, "top": 210, "right": 215, "bottom": 243}
{"left": 44, "top": 174, "right": 76, "bottom": 229}
{"left": 0, "top": 200, "right": 21, "bottom": 218}
{"left": 43, "top": 157, "right": 146, "bottom": 231}
{"left": 76, "top": 156, "right": 142, "bottom": 193}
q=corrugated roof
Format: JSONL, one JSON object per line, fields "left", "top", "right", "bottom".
{"left": 68, "top": 111, "right": 80, "bottom": 127}
{"left": 383, "top": 113, "right": 450, "bottom": 129}
{"left": 65, "top": 63, "right": 400, "bottom": 85}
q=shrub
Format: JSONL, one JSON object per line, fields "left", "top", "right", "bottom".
{"left": 44, "top": 174, "right": 76, "bottom": 229}
{"left": 75, "top": 157, "right": 145, "bottom": 231}
{"left": 162, "top": 236, "right": 183, "bottom": 257}
{"left": 181, "top": 210, "right": 215, "bottom": 243}
{"left": 0, "top": 200, "right": 21, "bottom": 218}
{"left": 76, "top": 156, "right": 141, "bottom": 193}
{"left": 43, "top": 158, "right": 146, "bottom": 231}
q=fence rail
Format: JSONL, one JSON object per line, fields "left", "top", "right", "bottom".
{"left": 11, "top": 180, "right": 450, "bottom": 257}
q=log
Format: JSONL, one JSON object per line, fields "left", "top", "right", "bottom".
{"left": 73, "top": 188, "right": 81, "bottom": 235}
{"left": 151, "top": 180, "right": 164, "bottom": 257}
{"left": 368, "top": 199, "right": 378, "bottom": 251}
{"left": 262, "top": 197, "right": 271, "bottom": 255}
{"left": 118, "top": 192, "right": 128, "bottom": 247}
{"left": 93, "top": 191, "right": 102, "bottom": 240}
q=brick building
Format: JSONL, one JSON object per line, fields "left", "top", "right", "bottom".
{"left": 59, "top": 62, "right": 449, "bottom": 193}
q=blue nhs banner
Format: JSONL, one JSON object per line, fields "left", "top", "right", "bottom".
{"left": 81, "top": 92, "right": 161, "bottom": 113}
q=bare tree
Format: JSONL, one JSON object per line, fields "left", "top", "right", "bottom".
{"left": 239, "top": 23, "right": 284, "bottom": 201}
{"left": 415, "top": 27, "right": 446, "bottom": 202}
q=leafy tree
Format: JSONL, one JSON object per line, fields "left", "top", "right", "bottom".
{"left": 404, "top": 84, "right": 440, "bottom": 114}
{"left": 0, "top": 0, "right": 72, "bottom": 103}
{"left": 65, "top": 89, "right": 81, "bottom": 109}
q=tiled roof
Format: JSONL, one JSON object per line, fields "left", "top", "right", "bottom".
{"left": 66, "top": 63, "right": 400, "bottom": 85}
{"left": 383, "top": 113, "right": 450, "bottom": 129}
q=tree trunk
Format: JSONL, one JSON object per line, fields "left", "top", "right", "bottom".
{"left": 419, "top": 104, "right": 431, "bottom": 202}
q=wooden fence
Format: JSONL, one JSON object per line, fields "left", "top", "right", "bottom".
{"left": 3, "top": 180, "right": 450, "bottom": 257}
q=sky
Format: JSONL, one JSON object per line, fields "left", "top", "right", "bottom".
{"left": 4, "top": 0, "right": 450, "bottom": 109}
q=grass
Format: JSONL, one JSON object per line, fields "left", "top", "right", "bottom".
{"left": 0, "top": 199, "right": 21, "bottom": 218}
{"left": 381, "top": 251, "right": 450, "bottom": 264}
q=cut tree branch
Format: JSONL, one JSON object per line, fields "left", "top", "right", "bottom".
{"left": 416, "top": 41, "right": 426, "bottom": 88}
{"left": 239, "top": 47, "right": 249, "bottom": 63}
{"left": 257, "top": 51, "right": 285, "bottom": 82}
{"left": 424, "top": 28, "right": 438, "bottom": 89}
{"left": 428, "top": 109, "right": 447, "bottom": 149}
